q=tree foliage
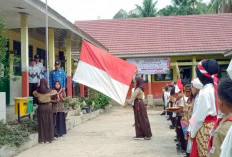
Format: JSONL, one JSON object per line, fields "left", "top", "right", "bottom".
{"left": 208, "top": 0, "right": 232, "bottom": 13}
{"left": 0, "top": 16, "right": 8, "bottom": 83}
{"left": 113, "top": 9, "right": 128, "bottom": 19}
{"left": 158, "top": 0, "right": 209, "bottom": 16}
{"left": 112, "top": 0, "right": 158, "bottom": 19}
{"left": 135, "top": 0, "right": 158, "bottom": 17}
{"left": 0, "top": 17, "right": 7, "bottom": 65}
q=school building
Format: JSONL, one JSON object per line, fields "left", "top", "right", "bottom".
{"left": 0, "top": 0, "right": 107, "bottom": 108}
{"left": 74, "top": 13, "right": 232, "bottom": 99}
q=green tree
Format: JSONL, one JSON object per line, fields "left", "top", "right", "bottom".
{"left": 127, "top": 9, "right": 140, "bottom": 18}
{"left": 158, "top": 0, "right": 208, "bottom": 16}
{"left": 135, "top": 0, "right": 158, "bottom": 17}
{"left": 208, "top": 0, "right": 232, "bottom": 13}
{"left": 113, "top": 9, "right": 128, "bottom": 19}
{"left": 0, "top": 16, "right": 8, "bottom": 83}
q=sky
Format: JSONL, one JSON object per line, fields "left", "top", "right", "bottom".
{"left": 41, "top": 0, "right": 211, "bottom": 22}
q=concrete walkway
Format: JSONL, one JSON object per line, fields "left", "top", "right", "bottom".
{"left": 15, "top": 107, "right": 181, "bottom": 157}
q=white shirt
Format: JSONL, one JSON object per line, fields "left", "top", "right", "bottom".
{"left": 29, "top": 65, "right": 41, "bottom": 83}
{"left": 35, "top": 62, "right": 44, "bottom": 79}
{"left": 131, "top": 88, "right": 135, "bottom": 106}
{"left": 164, "top": 91, "right": 170, "bottom": 107}
{"left": 189, "top": 84, "right": 217, "bottom": 138}
{"left": 220, "top": 126, "right": 232, "bottom": 157}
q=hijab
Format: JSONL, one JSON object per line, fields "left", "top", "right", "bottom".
{"left": 196, "top": 59, "right": 219, "bottom": 86}
{"left": 135, "top": 76, "right": 144, "bottom": 92}
{"left": 37, "top": 78, "right": 52, "bottom": 94}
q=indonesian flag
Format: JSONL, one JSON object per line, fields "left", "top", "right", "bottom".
{"left": 73, "top": 40, "right": 137, "bottom": 105}
{"left": 175, "top": 78, "right": 184, "bottom": 93}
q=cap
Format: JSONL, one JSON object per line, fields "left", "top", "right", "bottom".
{"left": 55, "top": 60, "right": 61, "bottom": 65}
{"left": 34, "top": 55, "right": 40, "bottom": 59}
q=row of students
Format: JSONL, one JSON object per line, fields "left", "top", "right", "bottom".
{"left": 165, "top": 59, "right": 232, "bottom": 157}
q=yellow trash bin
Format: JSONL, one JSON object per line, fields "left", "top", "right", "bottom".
{"left": 15, "top": 97, "right": 28, "bottom": 115}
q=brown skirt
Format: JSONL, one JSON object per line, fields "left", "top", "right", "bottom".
{"left": 37, "top": 103, "right": 54, "bottom": 143}
{"left": 133, "top": 99, "right": 152, "bottom": 138}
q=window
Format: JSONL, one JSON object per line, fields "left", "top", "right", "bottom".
{"left": 155, "top": 69, "right": 173, "bottom": 81}
{"left": 37, "top": 48, "right": 46, "bottom": 66}
{"left": 13, "top": 40, "right": 21, "bottom": 76}
{"left": 219, "top": 64, "right": 229, "bottom": 78}
{"left": 141, "top": 74, "right": 148, "bottom": 82}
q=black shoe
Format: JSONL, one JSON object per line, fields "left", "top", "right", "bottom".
{"left": 160, "top": 112, "right": 165, "bottom": 115}
{"left": 167, "top": 118, "right": 170, "bottom": 120}
{"left": 169, "top": 125, "right": 175, "bottom": 129}
{"left": 174, "top": 138, "right": 179, "bottom": 142}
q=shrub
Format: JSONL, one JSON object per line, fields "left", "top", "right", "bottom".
{"left": 0, "top": 121, "right": 29, "bottom": 147}
{"left": 94, "top": 93, "right": 111, "bottom": 109}
{"left": 18, "top": 119, "right": 38, "bottom": 133}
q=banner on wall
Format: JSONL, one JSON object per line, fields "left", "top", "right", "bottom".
{"left": 126, "top": 58, "right": 170, "bottom": 74}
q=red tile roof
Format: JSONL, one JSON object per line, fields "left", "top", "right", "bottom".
{"left": 75, "top": 13, "right": 232, "bottom": 56}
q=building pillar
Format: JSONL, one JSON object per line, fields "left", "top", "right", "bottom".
{"left": 80, "top": 84, "right": 85, "bottom": 97}
{"left": 147, "top": 74, "right": 153, "bottom": 106}
{"left": 192, "top": 56, "right": 197, "bottom": 79}
{"left": 48, "top": 28, "right": 55, "bottom": 71}
{"left": 66, "top": 39, "right": 72, "bottom": 97}
{"left": 20, "top": 13, "right": 29, "bottom": 97}
{"left": 173, "top": 65, "right": 177, "bottom": 81}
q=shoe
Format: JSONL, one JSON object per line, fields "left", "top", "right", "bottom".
{"left": 133, "top": 136, "right": 144, "bottom": 140}
{"left": 167, "top": 118, "right": 170, "bottom": 120}
{"left": 160, "top": 112, "right": 165, "bottom": 115}
{"left": 169, "top": 125, "right": 175, "bottom": 129}
{"left": 144, "top": 137, "right": 151, "bottom": 140}
{"left": 174, "top": 138, "right": 179, "bottom": 142}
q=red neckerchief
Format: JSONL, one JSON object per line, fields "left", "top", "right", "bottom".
{"left": 56, "top": 88, "right": 63, "bottom": 100}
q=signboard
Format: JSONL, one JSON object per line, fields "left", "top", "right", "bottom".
{"left": 127, "top": 58, "right": 170, "bottom": 74}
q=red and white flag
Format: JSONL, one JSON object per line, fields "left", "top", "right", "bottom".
{"left": 73, "top": 40, "right": 137, "bottom": 105}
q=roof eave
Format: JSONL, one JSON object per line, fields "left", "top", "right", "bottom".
{"left": 224, "top": 50, "right": 232, "bottom": 57}
{"left": 24, "top": 0, "right": 108, "bottom": 51}
{"left": 114, "top": 51, "right": 225, "bottom": 58}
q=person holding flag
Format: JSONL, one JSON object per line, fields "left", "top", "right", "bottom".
{"left": 189, "top": 59, "right": 219, "bottom": 157}
{"left": 128, "top": 76, "right": 152, "bottom": 140}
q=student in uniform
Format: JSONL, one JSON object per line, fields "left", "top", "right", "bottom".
{"left": 190, "top": 59, "right": 219, "bottom": 157}
{"left": 128, "top": 76, "right": 152, "bottom": 140}
{"left": 210, "top": 78, "right": 232, "bottom": 157}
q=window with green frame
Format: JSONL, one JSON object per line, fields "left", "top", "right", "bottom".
{"left": 13, "top": 41, "right": 33, "bottom": 76}
{"left": 13, "top": 40, "right": 21, "bottom": 76}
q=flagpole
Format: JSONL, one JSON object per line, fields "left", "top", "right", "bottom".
{"left": 45, "top": 0, "right": 49, "bottom": 87}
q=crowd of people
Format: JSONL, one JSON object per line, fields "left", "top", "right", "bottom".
{"left": 29, "top": 55, "right": 67, "bottom": 143}
{"left": 160, "top": 59, "right": 232, "bottom": 157}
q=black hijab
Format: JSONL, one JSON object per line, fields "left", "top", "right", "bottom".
{"left": 196, "top": 59, "right": 220, "bottom": 86}
{"left": 135, "top": 76, "right": 145, "bottom": 92}
{"left": 37, "top": 78, "right": 52, "bottom": 94}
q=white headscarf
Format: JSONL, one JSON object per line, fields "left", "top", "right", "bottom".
{"left": 192, "top": 78, "right": 203, "bottom": 90}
